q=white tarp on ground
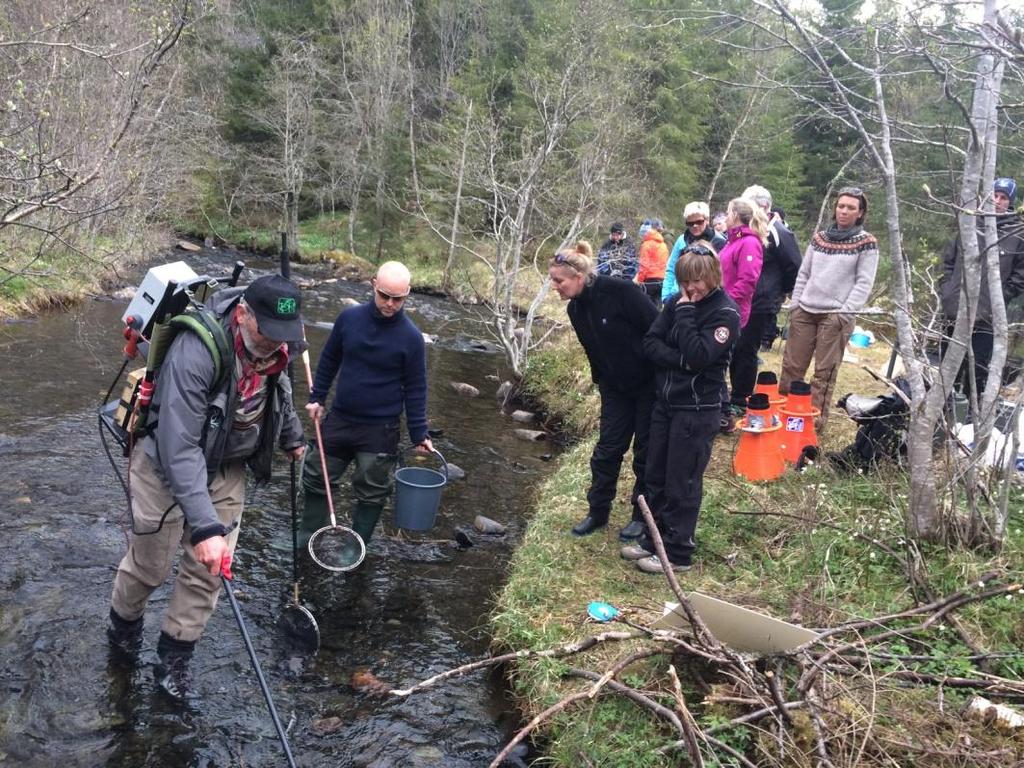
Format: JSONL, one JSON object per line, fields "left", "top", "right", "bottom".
{"left": 954, "top": 404, "right": 1024, "bottom": 473}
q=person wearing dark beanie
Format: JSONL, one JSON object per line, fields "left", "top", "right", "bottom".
{"left": 939, "top": 176, "right": 1024, "bottom": 403}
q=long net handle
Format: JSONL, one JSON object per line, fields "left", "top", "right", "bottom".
{"left": 289, "top": 461, "right": 299, "bottom": 600}
{"left": 301, "top": 349, "right": 338, "bottom": 528}
{"left": 220, "top": 560, "right": 298, "bottom": 768}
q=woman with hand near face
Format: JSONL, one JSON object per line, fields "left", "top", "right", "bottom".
{"left": 548, "top": 241, "right": 659, "bottom": 542}
{"left": 624, "top": 243, "right": 740, "bottom": 574}
{"left": 780, "top": 187, "right": 879, "bottom": 429}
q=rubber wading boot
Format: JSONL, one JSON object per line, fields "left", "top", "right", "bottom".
{"left": 155, "top": 632, "right": 196, "bottom": 701}
{"left": 351, "top": 502, "right": 383, "bottom": 545}
{"left": 298, "top": 489, "right": 330, "bottom": 550}
{"left": 107, "top": 608, "right": 144, "bottom": 656}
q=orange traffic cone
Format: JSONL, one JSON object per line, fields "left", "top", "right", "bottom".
{"left": 754, "top": 371, "right": 788, "bottom": 456}
{"left": 733, "top": 393, "right": 785, "bottom": 482}
{"left": 780, "top": 380, "right": 819, "bottom": 464}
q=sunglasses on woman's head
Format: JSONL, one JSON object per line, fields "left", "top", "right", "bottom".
{"left": 683, "top": 245, "right": 714, "bottom": 257}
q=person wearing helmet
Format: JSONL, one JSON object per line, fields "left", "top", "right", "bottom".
{"left": 939, "top": 177, "right": 1024, "bottom": 401}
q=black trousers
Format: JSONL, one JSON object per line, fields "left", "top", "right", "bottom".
{"left": 587, "top": 383, "right": 654, "bottom": 524}
{"left": 640, "top": 403, "right": 719, "bottom": 565}
{"left": 940, "top": 323, "right": 997, "bottom": 400}
{"left": 641, "top": 280, "right": 663, "bottom": 305}
{"left": 729, "top": 311, "right": 772, "bottom": 409}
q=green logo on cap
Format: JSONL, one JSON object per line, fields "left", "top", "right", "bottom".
{"left": 277, "top": 297, "right": 297, "bottom": 315}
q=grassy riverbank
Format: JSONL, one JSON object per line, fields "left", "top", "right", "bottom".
{"left": 175, "top": 212, "right": 543, "bottom": 301}
{"left": 0, "top": 228, "right": 165, "bottom": 319}
{"left": 497, "top": 338, "right": 1024, "bottom": 766}
{"left": 1, "top": 212, "right": 533, "bottom": 319}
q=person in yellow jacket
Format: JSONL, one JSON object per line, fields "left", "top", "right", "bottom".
{"left": 635, "top": 218, "right": 669, "bottom": 304}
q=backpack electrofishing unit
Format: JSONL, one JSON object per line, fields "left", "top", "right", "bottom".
{"left": 99, "top": 259, "right": 245, "bottom": 455}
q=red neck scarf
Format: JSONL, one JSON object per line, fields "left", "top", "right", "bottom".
{"left": 231, "top": 308, "right": 289, "bottom": 400}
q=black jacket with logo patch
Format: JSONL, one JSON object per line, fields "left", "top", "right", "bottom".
{"left": 643, "top": 288, "right": 740, "bottom": 410}
{"left": 567, "top": 275, "right": 658, "bottom": 393}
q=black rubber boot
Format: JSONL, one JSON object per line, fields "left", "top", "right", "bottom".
{"left": 107, "top": 608, "right": 144, "bottom": 656}
{"left": 351, "top": 502, "right": 383, "bottom": 545}
{"left": 299, "top": 489, "right": 330, "bottom": 550}
{"left": 155, "top": 632, "right": 196, "bottom": 701}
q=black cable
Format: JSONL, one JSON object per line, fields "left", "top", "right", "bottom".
{"left": 98, "top": 359, "right": 174, "bottom": 537}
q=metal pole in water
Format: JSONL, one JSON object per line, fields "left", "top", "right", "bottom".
{"left": 220, "top": 560, "right": 298, "bottom": 768}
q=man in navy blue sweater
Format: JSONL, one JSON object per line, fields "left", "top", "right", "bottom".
{"left": 299, "top": 261, "right": 433, "bottom": 548}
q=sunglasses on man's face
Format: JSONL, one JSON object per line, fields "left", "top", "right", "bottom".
{"left": 375, "top": 288, "right": 409, "bottom": 303}
{"left": 686, "top": 219, "right": 706, "bottom": 228}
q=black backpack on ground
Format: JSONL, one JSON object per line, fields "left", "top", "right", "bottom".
{"left": 828, "top": 377, "right": 911, "bottom": 472}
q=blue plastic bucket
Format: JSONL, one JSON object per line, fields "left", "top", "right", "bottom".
{"left": 393, "top": 449, "right": 448, "bottom": 531}
{"left": 850, "top": 331, "right": 871, "bottom": 348}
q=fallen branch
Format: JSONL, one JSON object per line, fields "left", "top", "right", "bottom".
{"left": 668, "top": 664, "right": 705, "bottom": 767}
{"left": 388, "top": 629, "right": 642, "bottom": 697}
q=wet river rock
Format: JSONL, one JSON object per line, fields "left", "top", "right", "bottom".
{"left": 513, "top": 428, "right": 546, "bottom": 442}
{"left": 473, "top": 515, "right": 506, "bottom": 535}
{"left": 450, "top": 381, "right": 480, "bottom": 397}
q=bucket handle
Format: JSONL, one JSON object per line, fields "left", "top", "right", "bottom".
{"left": 399, "top": 446, "right": 448, "bottom": 482}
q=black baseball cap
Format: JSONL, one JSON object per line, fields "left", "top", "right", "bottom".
{"left": 243, "top": 274, "right": 303, "bottom": 342}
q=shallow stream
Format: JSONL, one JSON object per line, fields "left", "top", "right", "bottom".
{"left": 0, "top": 249, "right": 559, "bottom": 767}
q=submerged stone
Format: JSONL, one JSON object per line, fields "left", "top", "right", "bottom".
{"left": 450, "top": 381, "right": 480, "bottom": 397}
{"left": 513, "top": 429, "right": 545, "bottom": 442}
{"left": 473, "top": 515, "right": 506, "bottom": 535}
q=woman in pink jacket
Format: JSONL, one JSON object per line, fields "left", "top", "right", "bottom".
{"left": 717, "top": 197, "right": 768, "bottom": 431}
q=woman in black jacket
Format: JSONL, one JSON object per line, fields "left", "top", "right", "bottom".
{"left": 549, "top": 241, "right": 659, "bottom": 540}
{"left": 624, "top": 243, "right": 739, "bottom": 573}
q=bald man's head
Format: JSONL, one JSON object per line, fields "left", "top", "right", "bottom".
{"left": 372, "top": 261, "right": 412, "bottom": 317}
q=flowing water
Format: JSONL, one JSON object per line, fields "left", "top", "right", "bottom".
{"left": 0, "top": 249, "right": 559, "bottom": 767}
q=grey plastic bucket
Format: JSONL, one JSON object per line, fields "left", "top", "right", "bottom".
{"left": 393, "top": 449, "right": 448, "bottom": 531}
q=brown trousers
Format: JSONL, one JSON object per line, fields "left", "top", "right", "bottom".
{"left": 779, "top": 306, "right": 854, "bottom": 426}
{"left": 110, "top": 449, "right": 245, "bottom": 643}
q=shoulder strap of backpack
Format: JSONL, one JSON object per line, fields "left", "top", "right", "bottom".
{"left": 168, "top": 309, "right": 234, "bottom": 392}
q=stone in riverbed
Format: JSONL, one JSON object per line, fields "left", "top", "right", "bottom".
{"left": 176, "top": 240, "right": 201, "bottom": 252}
{"left": 513, "top": 428, "right": 546, "bottom": 442}
{"left": 311, "top": 716, "right": 345, "bottom": 735}
{"left": 473, "top": 515, "right": 506, "bottom": 535}
{"left": 444, "top": 462, "right": 466, "bottom": 480}
{"left": 510, "top": 410, "right": 536, "bottom": 423}
{"left": 450, "top": 381, "right": 480, "bottom": 397}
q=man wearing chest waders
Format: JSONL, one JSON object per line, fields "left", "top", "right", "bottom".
{"left": 107, "top": 275, "right": 307, "bottom": 700}
{"left": 298, "top": 261, "right": 434, "bottom": 552}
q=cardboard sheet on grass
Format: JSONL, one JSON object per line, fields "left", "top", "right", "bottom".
{"left": 654, "top": 593, "right": 820, "bottom": 655}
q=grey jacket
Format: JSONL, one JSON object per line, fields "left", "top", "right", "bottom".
{"left": 940, "top": 215, "right": 1024, "bottom": 327}
{"left": 143, "top": 287, "right": 304, "bottom": 542}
